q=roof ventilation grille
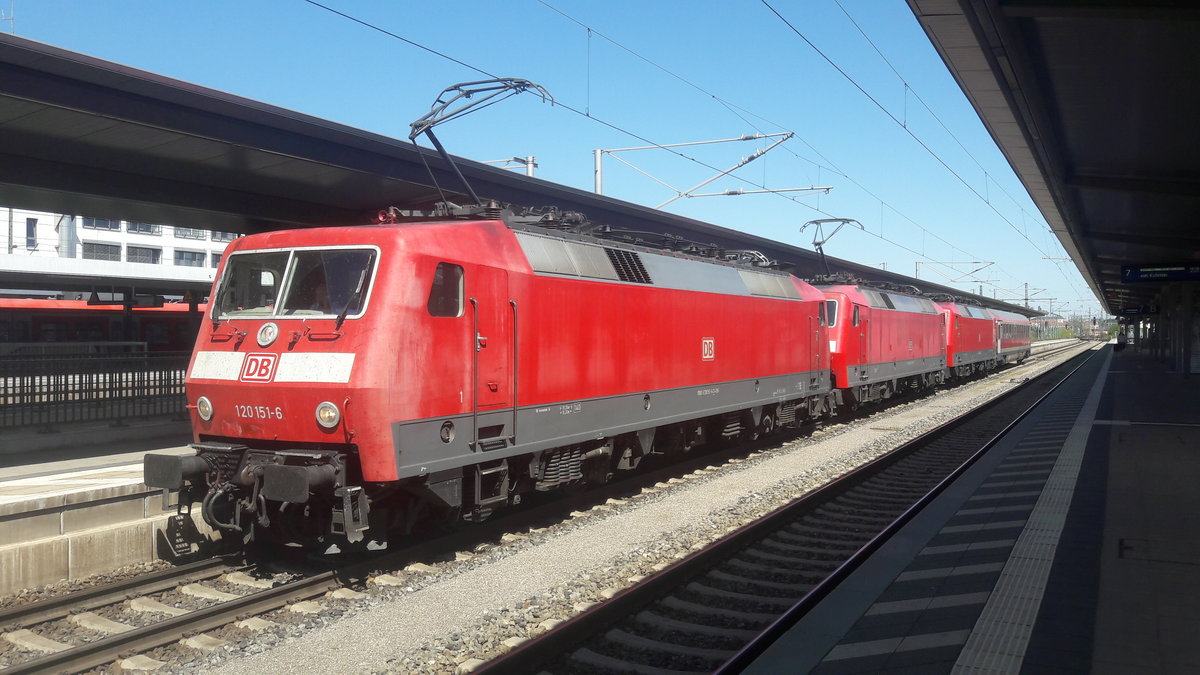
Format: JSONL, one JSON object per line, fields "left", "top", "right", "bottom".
{"left": 605, "top": 248, "right": 652, "bottom": 284}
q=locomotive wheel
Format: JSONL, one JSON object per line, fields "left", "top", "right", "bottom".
{"left": 756, "top": 412, "right": 777, "bottom": 439}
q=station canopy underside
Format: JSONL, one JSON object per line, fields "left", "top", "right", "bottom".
{"left": 0, "top": 32, "right": 1036, "bottom": 314}
{"left": 909, "top": 0, "right": 1200, "bottom": 316}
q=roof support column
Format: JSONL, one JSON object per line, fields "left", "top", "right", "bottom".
{"left": 1183, "top": 283, "right": 1195, "bottom": 377}
{"left": 1165, "top": 285, "right": 1179, "bottom": 370}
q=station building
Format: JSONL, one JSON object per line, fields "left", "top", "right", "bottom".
{"left": 2, "top": 205, "right": 236, "bottom": 298}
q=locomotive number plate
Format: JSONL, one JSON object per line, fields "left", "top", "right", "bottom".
{"left": 235, "top": 405, "right": 285, "bottom": 420}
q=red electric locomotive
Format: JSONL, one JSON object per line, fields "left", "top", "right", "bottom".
{"left": 935, "top": 299, "right": 1000, "bottom": 377}
{"left": 145, "top": 216, "right": 835, "bottom": 545}
{"left": 819, "top": 283, "right": 946, "bottom": 406}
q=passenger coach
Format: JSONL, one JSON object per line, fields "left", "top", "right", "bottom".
{"left": 991, "top": 309, "right": 1033, "bottom": 363}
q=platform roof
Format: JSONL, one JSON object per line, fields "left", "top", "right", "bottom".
{"left": 0, "top": 32, "right": 1038, "bottom": 314}
{"left": 908, "top": 0, "right": 1200, "bottom": 316}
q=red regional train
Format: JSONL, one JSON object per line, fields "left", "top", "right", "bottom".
{"left": 144, "top": 212, "right": 1030, "bottom": 547}
{"left": 0, "top": 298, "right": 204, "bottom": 354}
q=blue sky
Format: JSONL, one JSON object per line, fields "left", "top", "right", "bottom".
{"left": 10, "top": 0, "right": 1103, "bottom": 318}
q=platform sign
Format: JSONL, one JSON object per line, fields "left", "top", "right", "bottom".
{"left": 1121, "top": 264, "right": 1200, "bottom": 283}
{"left": 1121, "top": 305, "right": 1159, "bottom": 316}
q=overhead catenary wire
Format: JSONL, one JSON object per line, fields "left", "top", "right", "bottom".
{"left": 761, "top": 0, "right": 1089, "bottom": 300}
{"left": 535, "top": 0, "right": 1051, "bottom": 294}
{"left": 833, "top": 0, "right": 1046, "bottom": 230}
{"left": 760, "top": 1, "right": 1049, "bottom": 256}
{"left": 297, "top": 0, "right": 1078, "bottom": 302}
{"left": 300, "top": 0, "right": 493, "bottom": 78}
{"left": 830, "top": 0, "right": 1088, "bottom": 300}
{"left": 299, "top": 0, "right": 1017, "bottom": 295}
{"left": 301, "top": 0, "right": 830, "bottom": 214}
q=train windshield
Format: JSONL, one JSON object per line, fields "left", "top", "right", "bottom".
{"left": 215, "top": 248, "right": 376, "bottom": 319}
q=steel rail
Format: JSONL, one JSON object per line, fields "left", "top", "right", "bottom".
{"left": 3, "top": 570, "right": 342, "bottom": 675}
{"left": 716, "top": 344, "right": 1103, "bottom": 672}
{"left": 0, "top": 418, "right": 812, "bottom": 673}
{"left": 0, "top": 555, "right": 238, "bottom": 629}
{"left": 477, "top": 345, "right": 1101, "bottom": 674}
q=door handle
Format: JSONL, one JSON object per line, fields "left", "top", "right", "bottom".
{"left": 477, "top": 334, "right": 488, "bottom": 349}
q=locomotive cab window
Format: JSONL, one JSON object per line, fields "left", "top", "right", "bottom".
{"left": 826, "top": 300, "right": 838, "bottom": 327}
{"left": 214, "top": 251, "right": 289, "bottom": 317}
{"left": 427, "top": 263, "right": 464, "bottom": 317}
{"left": 852, "top": 305, "right": 860, "bottom": 327}
{"left": 281, "top": 249, "right": 376, "bottom": 317}
{"left": 215, "top": 247, "right": 376, "bottom": 319}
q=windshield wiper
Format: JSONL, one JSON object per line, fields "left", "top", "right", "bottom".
{"left": 334, "top": 255, "right": 374, "bottom": 330}
{"left": 210, "top": 283, "right": 230, "bottom": 330}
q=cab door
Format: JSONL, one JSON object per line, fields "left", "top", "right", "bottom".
{"left": 466, "top": 266, "right": 512, "bottom": 411}
{"left": 855, "top": 304, "right": 870, "bottom": 380}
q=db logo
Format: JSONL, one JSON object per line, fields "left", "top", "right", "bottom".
{"left": 240, "top": 353, "right": 278, "bottom": 382}
{"left": 701, "top": 338, "right": 715, "bottom": 361}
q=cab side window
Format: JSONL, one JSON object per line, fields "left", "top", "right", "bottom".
{"left": 427, "top": 263, "right": 464, "bottom": 317}
{"left": 852, "top": 305, "right": 861, "bottom": 327}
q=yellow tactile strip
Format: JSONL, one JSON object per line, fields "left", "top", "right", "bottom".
{"left": 952, "top": 350, "right": 1111, "bottom": 671}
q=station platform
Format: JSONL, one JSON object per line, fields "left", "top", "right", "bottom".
{"left": 0, "top": 419, "right": 195, "bottom": 594}
{"left": 743, "top": 344, "right": 1200, "bottom": 673}
{"left": 0, "top": 415, "right": 190, "bottom": 481}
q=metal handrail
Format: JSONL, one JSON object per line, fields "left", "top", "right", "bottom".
{"left": 0, "top": 350, "right": 189, "bottom": 429}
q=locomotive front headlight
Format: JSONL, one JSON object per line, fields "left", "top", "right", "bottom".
{"left": 196, "top": 396, "right": 214, "bottom": 421}
{"left": 256, "top": 322, "right": 279, "bottom": 347}
{"left": 315, "top": 401, "right": 341, "bottom": 428}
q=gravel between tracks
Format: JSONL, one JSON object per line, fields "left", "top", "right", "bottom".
{"left": 153, "top": 346, "right": 1088, "bottom": 674}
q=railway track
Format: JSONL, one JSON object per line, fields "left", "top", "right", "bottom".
{"left": 0, "top": 427, "right": 830, "bottom": 673}
{"left": 1026, "top": 337, "right": 1087, "bottom": 362}
{"left": 0, "top": 556, "right": 333, "bottom": 674}
{"left": 478, "top": 345, "right": 1101, "bottom": 674}
{"left": 0, "top": 341, "right": 1087, "bottom": 673}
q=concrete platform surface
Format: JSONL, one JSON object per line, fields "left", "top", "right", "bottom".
{"left": 743, "top": 344, "right": 1200, "bottom": 673}
{"left": 1, "top": 415, "right": 190, "bottom": 477}
{"left": 0, "top": 422, "right": 202, "bottom": 595}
